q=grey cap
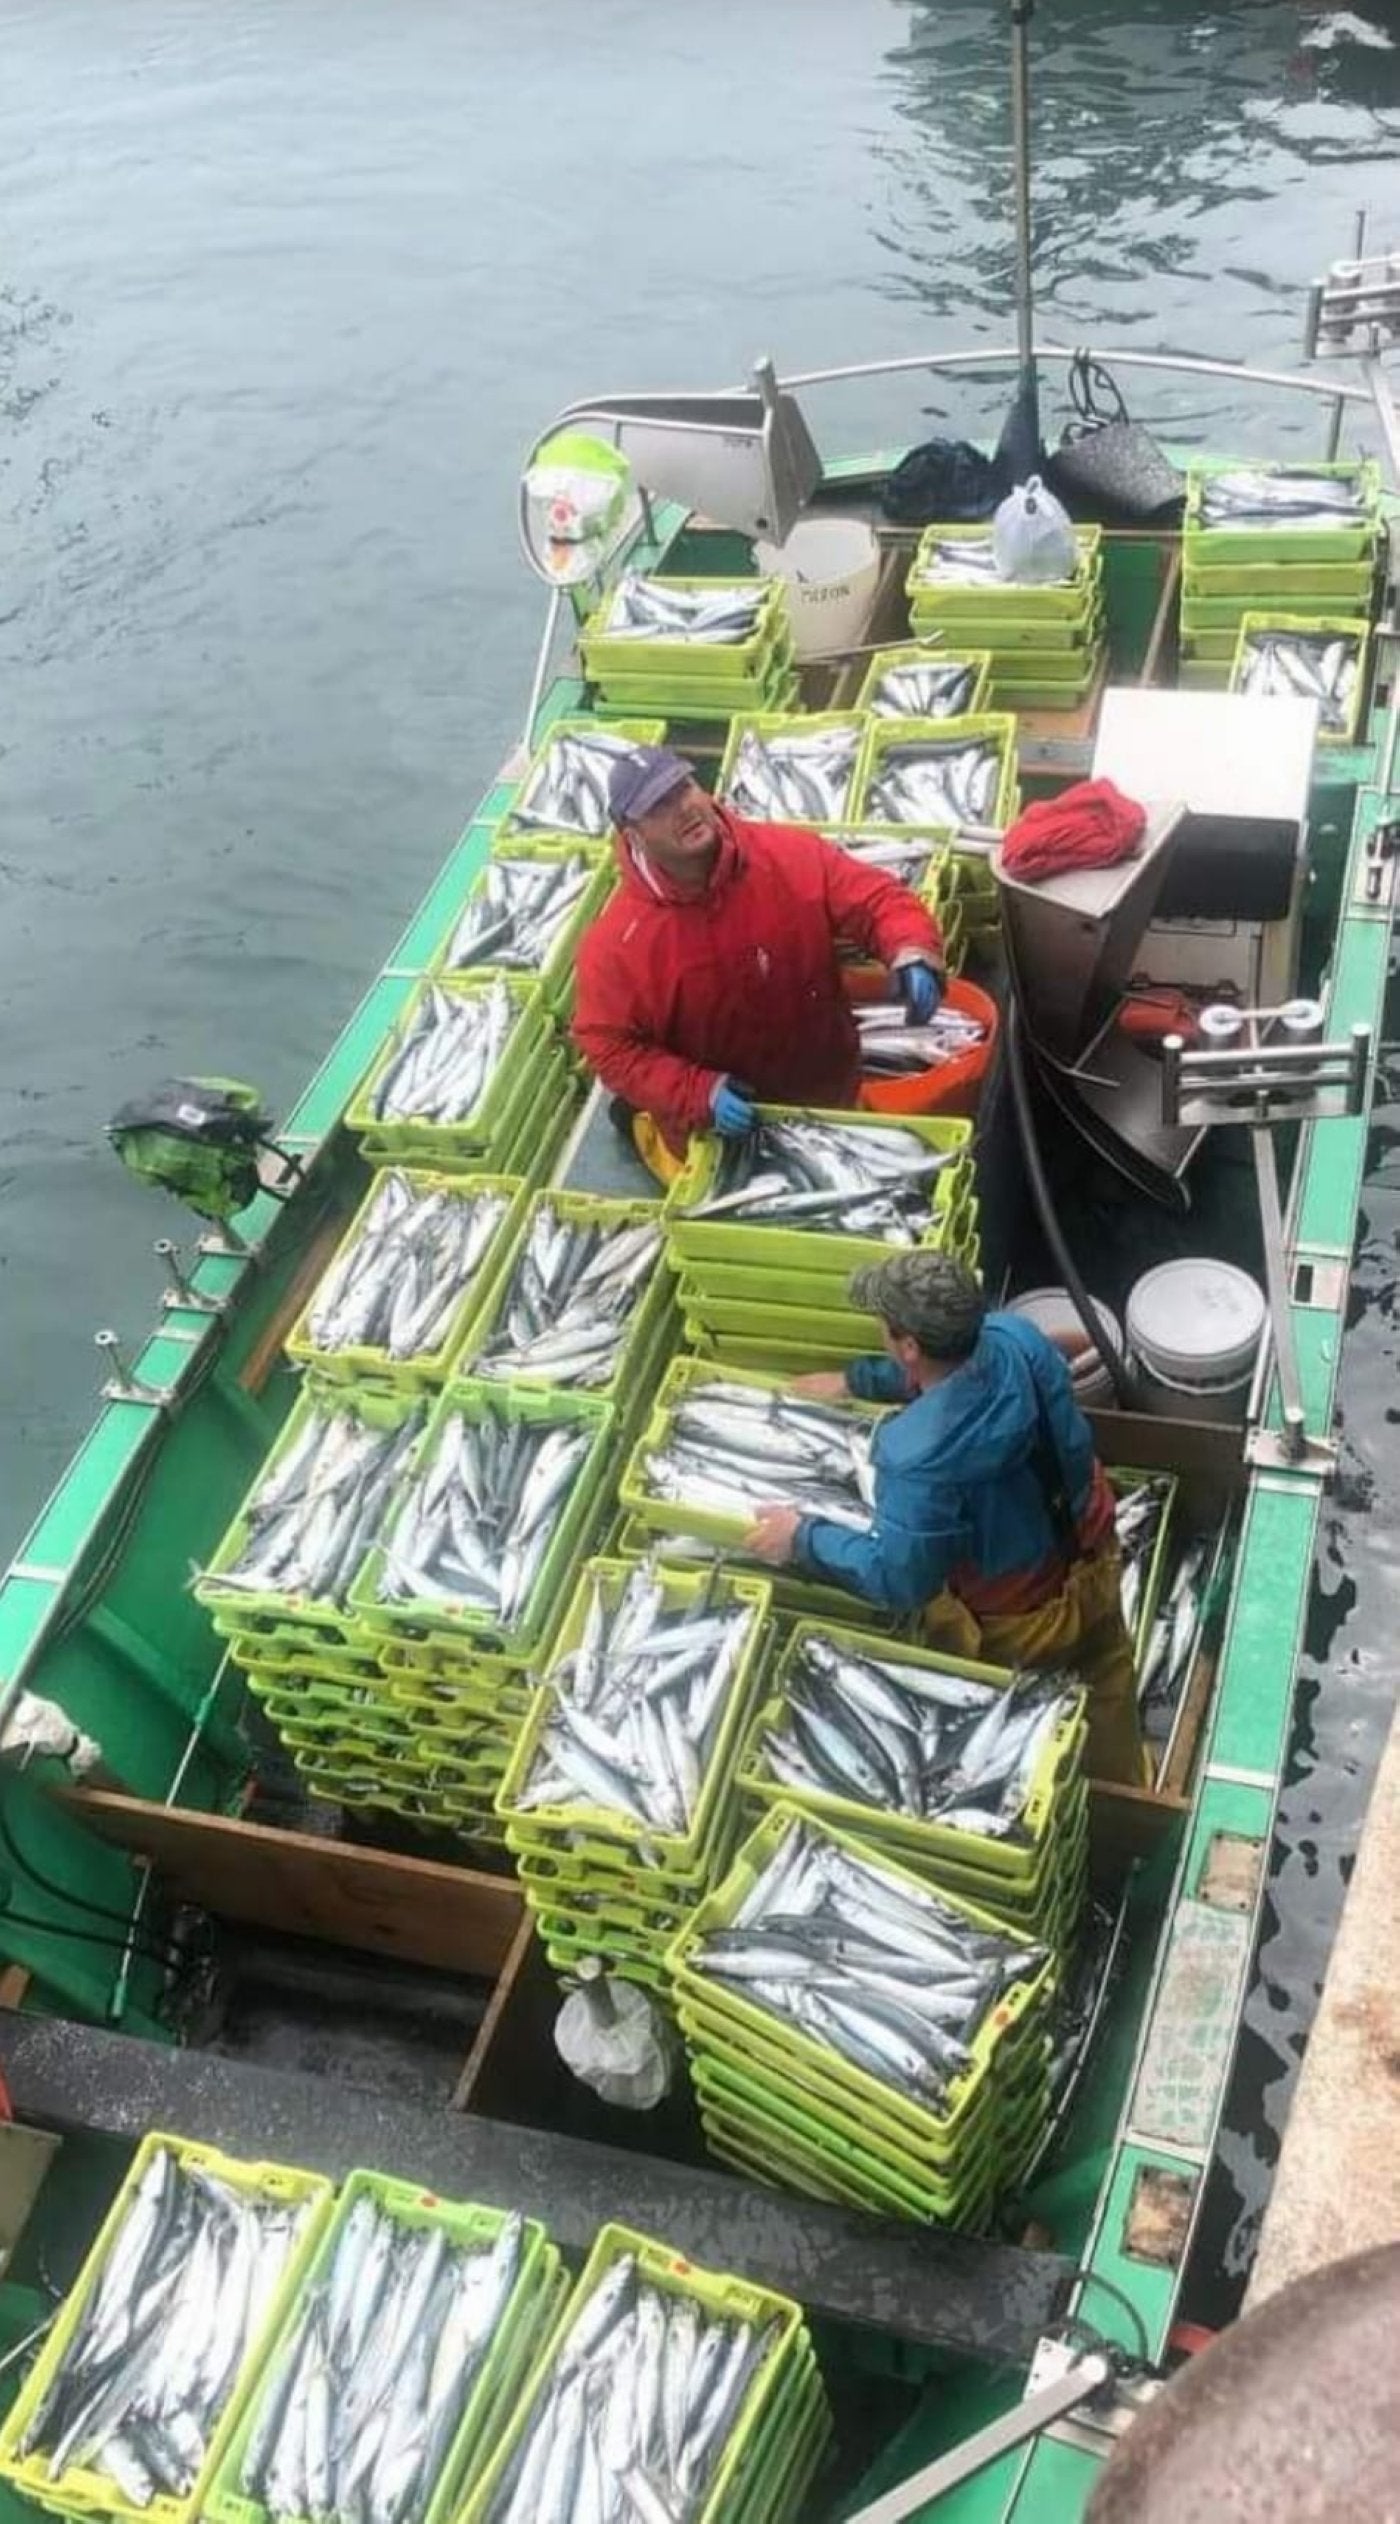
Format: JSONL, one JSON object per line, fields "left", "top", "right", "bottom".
{"left": 849, "top": 1251, "right": 986, "bottom": 1357}
{"left": 607, "top": 744, "right": 696, "bottom": 826}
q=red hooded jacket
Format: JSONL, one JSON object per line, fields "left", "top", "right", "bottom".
{"left": 571, "top": 808, "right": 944, "bottom": 1154}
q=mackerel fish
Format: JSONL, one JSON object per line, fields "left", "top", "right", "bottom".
{"left": 868, "top": 660, "right": 980, "bottom": 718}
{"left": 444, "top": 852, "right": 592, "bottom": 975}
{"left": 680, "top": 1114, "right": 961, "bottom": 1240}
{"left": 21, "top": 2143, "right": 311, "bottom": 2504}
{"left": 759, "top": 1634, "right": 1079, "bottom": 1840}
{"left": 912, "top": 530, "right": 1075, "bottom": 591}
{"left": 1114, "top": 1475, "right": 1172, "bottom": 1646}
{"left": 830, "top": 829, "right": 941, "bottom": 887}
{"left": 864, "top": 736, "right": 1000, "bottom": 827}
{"left": 1238, "top": 631, "right": 1359, "bottom": 733}
{"left": 723, "top": 725, "right": 861, "bottom": 824}
{"left": 854, "top": 1004, "right": 986, "bottom": 1076}
{"left": 208, "top": 1400, "right": 424, "bottom": 1605}
{"left": 641, "top": 1376, "right": 876, "bottom": 1534}
{"left": 506, "top": 728, "right": 640, "bottom": 839}
{"left": 474, "top": 1206, "right": 662, "bottom": 1390}
{"left": 603, "top": 577, "right": 767, "bottom": 644}
{"left": 691, "top": 1816, "right": 1045, "bottom": 2107}
{"left": 486, "top": 2250, "right": 777, "bottom": 2524}
{"left": 1198, "top": 466, "right": 1370, "bottom": 528}
{"left": 376, "top": 1398, "right": 592, "bottom": 1630}
{"left": 239, "top": 2200, "right": 526, "bottom": 2524}
{"left": 1136, "top": 1533, "right": 1209, "bottom": 1708}
{"left": 512, "top": 1561, "right": 756, "bottom": 1833}
{"left": 368, "top": 982, "right": 518, "bottom": 1127}
{"left": 307, "top": 1174, "right": 511, "bottom": 1361}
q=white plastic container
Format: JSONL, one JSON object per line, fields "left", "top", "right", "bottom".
{"left": 755, "top": 517, "right": 880, "bottom": 661}
{"left": 1126, "top": 1258, "right": 1266, "bottom": 1424}
{"left": 1008, "top": 1286, "right": 1124, "bottom": 1408}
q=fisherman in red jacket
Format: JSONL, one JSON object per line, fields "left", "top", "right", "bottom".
{"left": 572, "top": 745, "right": 946, "bottom": 1179}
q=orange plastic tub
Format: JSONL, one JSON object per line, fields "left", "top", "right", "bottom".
{"left": 850, "top": 974, "right": 999, "bottom": 1120}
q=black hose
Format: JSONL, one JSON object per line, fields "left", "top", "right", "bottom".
{"left": 1004, "top": 995, "right": 1135, "bottom": 1409}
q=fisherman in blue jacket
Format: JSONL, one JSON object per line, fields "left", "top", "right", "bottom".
{"left": 744, "top": 1249, "right": 1147, "bottom": 1784}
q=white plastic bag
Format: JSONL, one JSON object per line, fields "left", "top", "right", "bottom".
{"left": 554, "top": 1963, "right": 676, "bottom": 2110}
{"left": 992, "top": 474, "right": 1077, "bottom": 585}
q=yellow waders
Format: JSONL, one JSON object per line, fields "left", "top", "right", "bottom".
{"left": 630, "top": 1113, "right": 687, "bottom": 1185}
{"left": 924, "top": 1546, "right": 1150, "bottom": 1787}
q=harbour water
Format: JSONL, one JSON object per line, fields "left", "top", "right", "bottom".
{"left": 2, "top": 0, "right": 1398, "bottom": 2303}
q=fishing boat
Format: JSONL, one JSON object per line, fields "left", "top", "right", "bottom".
{"left": 1, "top": 9, "right": 1398, "bottom": 2516}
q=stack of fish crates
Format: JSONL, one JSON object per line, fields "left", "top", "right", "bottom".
{"left": 196, "top": 1381, "right": 435, "bottom": 1815}
{"left": 661, "top": 1105, "right": 979, "bottom": 1374}
{"left": 283, "top": 1170, "right": 530, "bottom": 1389}
{"left": 579, "top": 572, "right": 799, "bottom": 723}
{"left": 456, "top": 1187, "right": 677, "bottom": 1440}
{"left": 344, "top": 973, "right": 563, "bottom": 1181}
{"left": 905, "top": 524, "right": 1106, "bottom": 713}
{"left": 718, "top": 710, "right": 867, "bottom": 826}
{"left": 1178, "top": 459, "right": 1381, "bottom": 690}
{"left": 460, "top": 2221, "right": 832, "bottom": 2524}
{"left": 209, "top": 2175, "right": 564, "bottom": 2524}
{"left": 430, "top": 836, "right": 615, "bottom": 1020}
{"left": 736, "top": 1622, "right": 1089, "bottom": 1953}
{"left": 0, "top": 2131, "right": 334, "bottom": 2524}
{"left": 345, "top": 1379, "right": 620, "bottom": 1841}
{"left": 668, "top": 1807, "right": 1058, "bottom": 2229}
{"left": 496, "top": 1558, "right": 775, "bottom": 1992}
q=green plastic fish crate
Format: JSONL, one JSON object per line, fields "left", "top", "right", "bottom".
{"left": 619, "top": 1354, "right": 884, "bottom": 1549}
{"left": 606, "top": 1513, "right": 901, "bottom": 1632}
{"left": 1176, "top": 656, "right": 1232, "bottom": 692}
{"left": 428, "top": 840, "right": 614, "bottom": 1015}
{"left": 284, "top": 1169, "right": 529, "bottom": 1390}
{"left": 1180, "top": 552, "right": 1377, "bottom": 607}
{"left": 208, "top": 2173, "right": 561, "bottom": 2524}
{"left": 1183, "top": 458, "right": 1381, "bottom": 565}
{"left": 693, "top": 2058, "right": 999, "bottom": 2230}
{"left": 229, "top": 1620, "right": 386, "bottom": 1682}
{"left": 345, "top": 973, "right": 553, "bottom": 1168}
{"left": 499, "top": 1557, "right": 773, "bottom": 1873}
{"left": 679, "top": 1288, "right": 885, "bottom": 1355}
{"left": 457, "top": 2220, "right": 818, "bottom": 2524}
{"left": 717, "top": 708, "right": 867, "bottom": 823}
{"left": 852, "top": 712, "right": 1019, "bottom": 832}
{"left": 536, "top": 1908, "right": 674, "bottom": 1995}
{"left": 458, "top": 1188, "right": 675, "bottom": 1418}
{"left": 667, "top": 1804, "right": 1054, "bottom": 2163}
{"left": 491, "top": 1045, "right": 588, "bottom": 1186}
{"left": 351, "top": 1378, "right": 616, "bottom": 1658}
{"left": 663, "top": 1104, "right": 973, "bottom": 1275}
{"left": 855, "top": 645, "right": 994, "bottom": 717}
{"left": 591, "top": 668, "right": 800, "bottom": 725}
{"left": 502, "top": 714, "right": 667, "bottom": 842}
{"left": 579, "top": 574, "right": 791, "bottom": 684}
{"left": 0, "top": 2133, "right": 334, "bottom": 2524}
{"left": 907, "top": 524, "right": 1102, "bottom": 623}
{"left": 197, "top": 1381, "right": 427, "bottom": 1644}
{"left": 702, "top": 2095, "right": 994, "bottom": 2235}
{"left": 1229, "top": 612, "right": 1372, "bottom": 747}
{"left": 735, "top": 1619, "right": 1084, "bottom": 1885}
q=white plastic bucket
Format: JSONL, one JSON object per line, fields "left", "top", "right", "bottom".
{"left": 755, "top": 517, "right": 881, "bottom": 661}
{"left": 1126, "top": 1258, "right": 1266, "bottom": 1424}
{"left": 1008, "top": 1286, "right": 1125, "bottom": 1408}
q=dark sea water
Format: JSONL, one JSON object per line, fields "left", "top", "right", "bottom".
{"left": 3, "top": 0, "right": 1399, "bottom": 2296}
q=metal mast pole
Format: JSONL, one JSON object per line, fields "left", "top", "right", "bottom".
{"left": 1009, "top": 0, "right": 1038, "bottom": 392}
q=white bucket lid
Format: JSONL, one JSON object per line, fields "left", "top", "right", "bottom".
{"left": 1008, "top": 1286, "right": 1124, "bottom": 1357}
{"left": 1126, "top": 1258, "right": 1266, "bottom": 1385}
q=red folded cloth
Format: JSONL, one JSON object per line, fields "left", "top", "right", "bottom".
{"left": 1001, "top": 777, "right": 1147, "bottom": 883}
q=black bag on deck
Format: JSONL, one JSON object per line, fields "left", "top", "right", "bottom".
{"left": 1045, "top": 354, "right": 1185, "bottom": 526}
{"left": 881, "top": 367, "right": 1047, "bottom": 525}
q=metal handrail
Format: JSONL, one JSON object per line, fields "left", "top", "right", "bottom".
{"left": 771, "top": 339, "right": 1374, "bottom": 409}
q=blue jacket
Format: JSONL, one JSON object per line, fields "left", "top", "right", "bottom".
{"left": 794, "top": 1311, "right": 1100, "bottom": 1616}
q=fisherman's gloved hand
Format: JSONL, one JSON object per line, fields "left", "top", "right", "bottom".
{"left": 709, "top": 1076, "right": 757, "bottom": 1136}
{"left": 894, "top": 960, "right": 943, "bottom": 1025}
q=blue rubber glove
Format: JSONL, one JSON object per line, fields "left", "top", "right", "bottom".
{"left": 709, "top": 1076, "right": 757, "bottom": 1136}
{"left": 896, "top": 960, "right": 943, "bottom": 1025}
